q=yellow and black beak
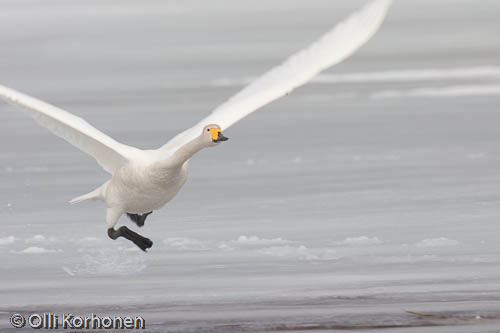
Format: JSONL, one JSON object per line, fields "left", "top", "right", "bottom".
{"left": 210, "top": 128, "right": 229, "bottom": 143}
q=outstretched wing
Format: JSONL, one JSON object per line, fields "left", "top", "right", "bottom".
{"left": 159, "top": 0, "right": 391, "bottom": 156}
{"left": 0, "top": 85, "right": 140, "bottom": 174}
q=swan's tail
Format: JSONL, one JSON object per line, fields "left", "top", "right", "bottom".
{"left": 69, "top": 182, "right": 108, "bottom": 204}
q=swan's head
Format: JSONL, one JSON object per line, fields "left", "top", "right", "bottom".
{"left": 202, "top": 124, "right": 229, "bottom": 146}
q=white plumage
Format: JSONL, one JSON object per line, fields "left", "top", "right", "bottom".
{"left": 0, "top": 85, "right": 142, "bottom": 174}
{"left": 0, "top": 0, "right": 391, "bottom": 251}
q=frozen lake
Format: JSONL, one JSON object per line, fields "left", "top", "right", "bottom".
{"left": 1, "top": 0, "right": 500, "bottom": 331}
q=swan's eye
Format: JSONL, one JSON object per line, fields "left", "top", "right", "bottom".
{"left": 207, "top": 129, "right": 210, "bottom": 132}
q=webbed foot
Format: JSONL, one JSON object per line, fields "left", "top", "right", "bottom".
{"left": 107, "top": 226, "right": 153, "bottom": 252}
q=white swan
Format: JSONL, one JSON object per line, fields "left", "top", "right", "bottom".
{"left": 0, "top": 0, "right": 391, "bottom": 251}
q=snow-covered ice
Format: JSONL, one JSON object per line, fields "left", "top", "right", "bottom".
{"left": 337, "top": 235, "right": 383, "bottom": 245}
{"left": 1, "top": 0, "right": 500, "bottom": 331}
{"left": 416, "top": 237, "right": 460, "bottom": 248}
{"left": 0, "top": 236, "right": 15, "bottom": 246}
{"left": 163, "top": 237, "right": 211, "bottom": 251}
{"left": 15, "top": 247, "right": 61, "bottom": 254}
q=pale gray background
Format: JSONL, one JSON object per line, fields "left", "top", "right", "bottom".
{"left": 1, "top": 0, "right": 500, "bottom": 332}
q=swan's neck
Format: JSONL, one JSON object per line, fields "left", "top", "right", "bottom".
{"left": 163, "top": 136, "right": 206, "bottom": 168}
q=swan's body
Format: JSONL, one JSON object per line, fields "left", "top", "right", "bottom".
{"left": 103, "top": 136, "right": 206, "bottom": 216}
{"left": 0, "top": 0, "right": 391, "bottom": 251}
{"left": 103, "top": 162, "right": 187, "bottom": 213}
{"left": 75, "top": 127, "right": 224, "bottom": 231}
{"left": 107, "top": 162, "right": 188, "bottom": 214}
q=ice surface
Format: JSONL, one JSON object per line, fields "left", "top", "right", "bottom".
{"left": 257, "top": 244, "right": 338, "bottom": 261}
{"left": 416, "top": 237, "right": 460, "bottom": 248}
{"left": 163, "top": 237, "right": 211, "bottom": 251}
{"left": 0, "top": 236, "right": 16, "bottom": 246}
{"left": 338, "top": 236, "right": 383, "bottom": 245}
{"left": 212, "top": 66, "right": 500, "bottom": 87}
{"left": 372, "top": 84, "right": 500, "bottom": 99}
{"left": 15, "top": 246, "right": 61, "bottom": 254}
{"left": 1, "top": 0, "right": 500, "bottom": 332}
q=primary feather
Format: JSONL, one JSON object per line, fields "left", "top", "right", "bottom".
{"left": 0, "top": 85, "right": 138, "bottom": 174}
{"left": 159, "top": 0, "right": 392, "bottom": 157}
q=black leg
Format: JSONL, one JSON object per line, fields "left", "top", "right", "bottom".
{"left": 126, "top": 211, "right": 152, "bottom": 227}
{"left": 126, "top": 213, "right": 141, "bottom": 225}
{"left": 107, "top": 226, "right": 153, "bottom": 252}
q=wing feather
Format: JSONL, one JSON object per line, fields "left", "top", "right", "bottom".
{"left": 159, "top": 0, "right": 391, "bottom": 156}
{"left": 0, "top": 85, "right": 139, "bottom": 173}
